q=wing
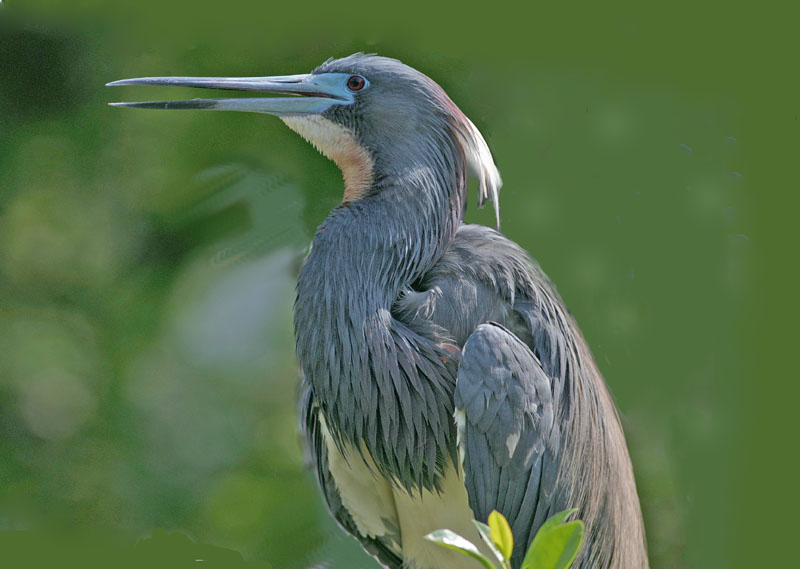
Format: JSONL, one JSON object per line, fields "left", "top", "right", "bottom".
{"left": 300, "top": 380, "right": 404, "bottom": 569}
{"left": 455, "top": 322, "right": 562, "bottom": 566}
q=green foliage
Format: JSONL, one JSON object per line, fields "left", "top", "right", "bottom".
{"left": 488, "top": 510, "right": 514, "bottom": 562}
{"left": 426, "top": 510, "right": 585, "bottom": 569}
{"left": 424, "top": 529, "right": 497, "bottom": 569}
{"left": 474, "top": 521, "right": 507, "bottom": 568}
{"left": 521, "top": 509, "right": 584, "bottom": 569}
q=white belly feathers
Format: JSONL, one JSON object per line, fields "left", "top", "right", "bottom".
{"left": 319, "top": 414, "right": 491, "bottom": 569}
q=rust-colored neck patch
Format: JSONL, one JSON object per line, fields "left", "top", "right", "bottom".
{"left": 281, "top": 116, "right": 374, "bottom": 202}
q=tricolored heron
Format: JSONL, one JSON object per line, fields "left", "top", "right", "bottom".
{"left": 109, "top": 53, "right": 649, "bottom": 569}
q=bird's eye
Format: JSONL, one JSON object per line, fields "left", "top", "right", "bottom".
{"left": 346, "top": 75, "right": 366, "bottom": 91}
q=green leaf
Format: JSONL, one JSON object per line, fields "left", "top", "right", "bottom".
{"left": 488, "top": 510, "right": 514, "bottom": 561}
{"left": 537, "top": 509, "right": 578, "bottom": 534}
{"left": 474, "top": 520, "right": 506, "bottom": 566}
{"left": 521, "top": 518, "right": 585, "bottom": 569}
{"left": 425, "top": 529, "right": 498, "bottom": 569}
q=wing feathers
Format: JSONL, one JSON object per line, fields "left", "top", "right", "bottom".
{"left": 456, "top": 322, "right": 559, "bottom": 566}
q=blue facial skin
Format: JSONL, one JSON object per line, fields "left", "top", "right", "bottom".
{"left": 107, "top": 72, "right": 369, "bottom": 116}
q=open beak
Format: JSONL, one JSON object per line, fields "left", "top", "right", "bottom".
{"left": 106, "top": 72, "right": 359, "bottom": 116}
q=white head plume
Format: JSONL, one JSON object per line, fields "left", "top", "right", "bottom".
{"left": 455, "top": 117, "right": 502, "bottom": 229}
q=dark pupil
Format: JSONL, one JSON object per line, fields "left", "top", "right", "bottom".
{"left": 348, "top": 76, "right": 364, "bottom": 90}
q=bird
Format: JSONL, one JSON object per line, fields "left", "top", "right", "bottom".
{"left": 108, "top": 53, "right": 649, "bottom": 569}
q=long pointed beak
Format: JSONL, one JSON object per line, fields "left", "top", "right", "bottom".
{"left": 106, "top": 72, "right": 359, "bottom": 115}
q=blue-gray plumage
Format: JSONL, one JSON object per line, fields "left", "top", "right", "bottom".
{"left": 109, "top": 53, "right": 649, "bottom": 569}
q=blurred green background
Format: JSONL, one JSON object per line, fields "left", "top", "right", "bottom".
{"left": 1, "top": 1, "right": 794, "bottom": 568}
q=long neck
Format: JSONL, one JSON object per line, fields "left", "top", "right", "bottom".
{"left": 295, "top": 160, "right": 466, "bottom": 490}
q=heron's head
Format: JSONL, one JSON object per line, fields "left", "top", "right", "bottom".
{"left": 109, "top": 53, "right": 500, "bottom": 222}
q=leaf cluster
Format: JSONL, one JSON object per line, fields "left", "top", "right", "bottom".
{"left": 425, "top": 509, "right": 584, "bottom": 569}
